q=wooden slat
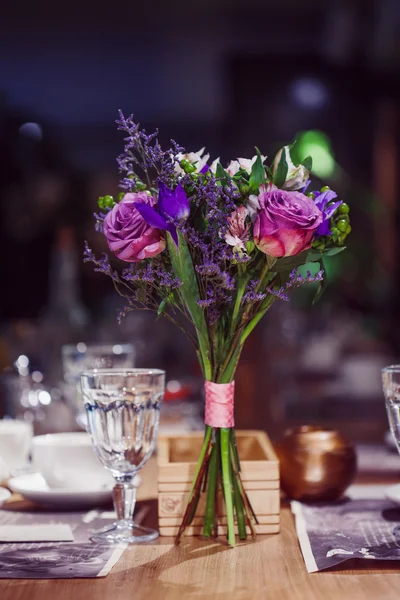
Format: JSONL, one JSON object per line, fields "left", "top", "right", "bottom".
{"left": 158, "top": 462, "right": 279, "bottom": 483}
{"left": 159, "top": 514, "right": 280, "bottom": 526}
{"left": 159, "top": 523, "right": 280, "bottom": 536}
{"left": 158, "top": 489, "right": 280, "bottom": 518}
{"left": 158, "top": 479, "right": 280, "bottom": 492}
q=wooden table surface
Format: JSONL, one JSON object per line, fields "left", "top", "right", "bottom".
{"left": 1, "top": 458, "right": 400, "bottom": 600}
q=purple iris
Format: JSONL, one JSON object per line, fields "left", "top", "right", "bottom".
{"left": 314, "top": 189, "right": 342, "bottom": 236}
{"left": 134, "top": 183, "right": 189, "bottom": 245}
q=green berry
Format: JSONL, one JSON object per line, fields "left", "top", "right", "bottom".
{"left": 180, "top": 159, "right": 196, "bottom": 174}
{"left": 321, "top": 186, "right": 330, "bottom": 192}
{"left": 337, "top": 219, "right": 348, "bottom": 233}
{"left": 98, "top": 196, "right": 106, "bottom": 209}
{"left": 338, "top": 203, "right": 350, "bottom": 214}
{"left": 117, "top": 192, "right": 125, "bottom": 202}
{"left": 307, "top": 192, "right": 315, "bottom": 199}
{"left": 245, "top": 240, "right": 255, "bottom": 254}
{"left": 103, "top": 195, "right": 114, "bottom": 208}
{"left": 136, "top": 181, "right": 147, "bottom": 191}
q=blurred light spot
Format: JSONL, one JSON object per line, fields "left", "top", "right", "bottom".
{"left": 19, "top": 122, "right": 43, "bottom": 141}
{"left": 112, "top": 344, "right": 123, "bottom": 355}
{"left": 296, "top": 130, "right": 336, "bottom": 178}
{"left": 20, "top": 391, "right": 30, "bottom": 408}
{"left": 28, "top": 390, "right": 39, "bottom": 407}
{"left": 17, "top": 355, "right": 29, "bottom": 368}
{"left": 77, "top": 342, "right": 87, "bottom": 353}
{"left": 18, "top": 367, "right": 29, "bottom": 377}
{"left": 167, "top": 380, "right": 181, "bottom": 393}
{"left": 38, "top": 391, "right": 51, "bottom": 405}
{"left": 291, "top": 78, "right": 328, "bottom": 109}
{"left": 32, "top": 371, "right": 43, "bottom": 383}
{"left": 51, "top": 387, "right": 62, "bottom": 401}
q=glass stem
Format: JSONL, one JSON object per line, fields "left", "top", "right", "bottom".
{"left": 113, "top": 480, "right": 137, "bottom": 526}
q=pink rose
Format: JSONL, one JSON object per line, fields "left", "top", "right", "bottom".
{"left": 253, "top": 188, "right": 323, "bottom": 258}
{"left": 103, "top": 193, "right": 165, "bottom": 262}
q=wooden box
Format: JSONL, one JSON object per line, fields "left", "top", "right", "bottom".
{"left": 157, "top": 430, "right": 280, "bottom": 536}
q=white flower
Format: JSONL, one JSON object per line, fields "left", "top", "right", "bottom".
{"left": 226, "top": 160, "right": 240, "bottom": 177}
{"left": 210, "top": 157, "right": 220, "bottom": 174}
{"left": 272, "top": 146, "right": 310, "bottom": 191}
{"left": 226, "top": 155, "right": 266, "bottom": 177}
{"left": 247, "top": 183, "right": 277, "bottom": 221}
{"left": 175, "top": 147, "right": 210, "bottom": 174}
{"left": 247, "top": 194, "right": 261, "bottom": 222}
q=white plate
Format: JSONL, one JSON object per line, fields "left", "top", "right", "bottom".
{"left": 385, "top": 484, "right": 400, "bottom": 505}
{"left": 0, "top": 487, "right": 11, "bottom": 507}
{"left": 384, "top": 430, "right": 398, "bottom": 451}
{"left": 8, "top": 473, "right": 113, "bottom": 508}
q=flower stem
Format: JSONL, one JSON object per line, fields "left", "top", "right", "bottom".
{"left": 175, "top": 427, "right": 213, "bottom": 545}
{"left": 230, "top": 272, "right": 248, "bottom": 336}
{"left": 220, "top": 428, "right": 235, "bottom": 547}
{"left": 230, "top": 438, "right": 257, "bottom": 539}
{"left": 233, "top": 474, "right": 247, "bottom": 540}
{"left": 241, "top": 295, "right": 276, "bottom": 344}
{"left": 203, "top": 431, "right": 219, "bottom": 538}
{"left": 191, "top": 426, "right": 212, "bottom": 494}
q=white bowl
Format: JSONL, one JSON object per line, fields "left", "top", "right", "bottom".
{"left": 385, "top": 484, "right": 400, "bottom": 505}
{"left": 32, "top": 432, "right": 112, "bottom": 490}
{"left": 0, "top": 487, "right": 11, "bottom": 507}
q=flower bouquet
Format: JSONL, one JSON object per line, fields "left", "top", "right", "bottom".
{"left": 85, "top": 113, "right": 351, "bottom": 546}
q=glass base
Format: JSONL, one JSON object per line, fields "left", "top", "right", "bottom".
{"left": 91, "top": 520, "right": 159, "bottom": 544}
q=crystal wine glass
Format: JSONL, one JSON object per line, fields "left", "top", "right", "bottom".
{"left": 382, "top": 366, "right": 400, "bottom": 451}
{"left": 382, "top": 365, "right": 400, "bottom": 536}
{"left": 80, "top": 368, "right": 165, "bottom": 543}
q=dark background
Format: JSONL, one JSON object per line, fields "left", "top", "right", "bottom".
{"left": 1, "top": 0, "right": 400, "bottom": 440}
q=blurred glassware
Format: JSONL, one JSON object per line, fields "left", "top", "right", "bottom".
{"left": 81, "top": 368, "right": 164, "bottom": 543}
{"left": 160, "top": 379, "right": 203, "bottom": 434}
{"left": 0, "top": 369, "right": 52, "bottom": 424}
{"left": 381, "top": 365, "right": 400, "bottom": 537}
{"left": 276, "top": 425, "right": 357, "bottom": 501}
{"left": 0, "top": 419, "right": 33, "bottom": 478}
{"left": 382, "top": 366, "right": 400, "bottom": 453}
{"left": 62, "top": 343, "right": 135, "bottom": 428}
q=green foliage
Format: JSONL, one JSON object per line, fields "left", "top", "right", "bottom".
{"left": 272, "top": 148, "right": 288, "bottom": 188}
{"left": 301, "top": 156, "right": 313, "bottom": 171}
{"left": 248, "top": 148, "right": 266, "bottom": 192}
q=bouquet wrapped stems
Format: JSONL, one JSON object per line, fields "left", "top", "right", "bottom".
{"left": 176, "top": 426, "right": 257, "bottom": 546}
{"left": 176, "top": 339, "right": 259, "bottom": 547}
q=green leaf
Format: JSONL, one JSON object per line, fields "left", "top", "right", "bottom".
{"left": 216, "top": 162, "right": 229, "bottom": 182}
{"left": 271, "top": 250, "right": 310, "bottom": 273}
{"left": 167, "top": 231, "right": 211, "bottom": 378}
{"left": 306, "top": 250, "right": 323, "bottom": 262}
{"left": 312, "top": 258, "right": 327, "bottom": 305}
{"left": 157, "top": 297, "right": 168, "bottom": 317}
{"left": 248, "top": 147, "right": 266, "bottom": 192}
{"left": 301, "top": 156, "right": 313, "bottom": 171}
{"left": 323, "top": 246, "right": 346, "bottom": 257}
{"left": 273, "top": 148, "right": 288, "bottom": 188}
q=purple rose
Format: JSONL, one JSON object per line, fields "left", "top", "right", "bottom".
{"left": 253, "top": 187, "right": 323, "bottom": 258}
{"left": 103, "top": 193, "right": 166, "bottom": 262}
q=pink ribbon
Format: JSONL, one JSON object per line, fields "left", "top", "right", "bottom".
{"left": 204, "top": 380, "right": 235, "bottom": 428}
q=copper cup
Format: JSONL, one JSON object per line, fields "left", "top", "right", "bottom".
{"left": 275, "top": 425, "right": 357, "bottom": 502}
